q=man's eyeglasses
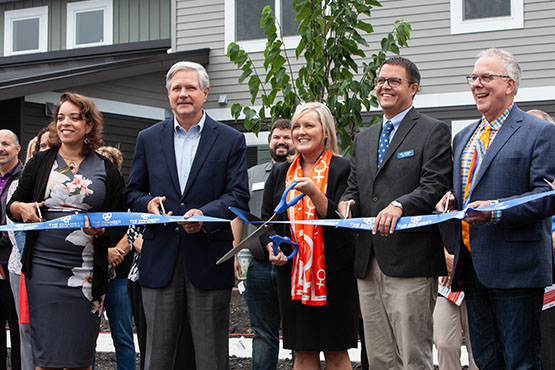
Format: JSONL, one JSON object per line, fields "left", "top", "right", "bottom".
{"left": 375, "top": 77, "right": 414, "bottom": 87}
{"left": 466, "top": 74, "right": 510, "bottom": 84}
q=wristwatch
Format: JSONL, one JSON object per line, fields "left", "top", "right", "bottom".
{"left": 390, "top": 200, "right": 403, "bottom": 210}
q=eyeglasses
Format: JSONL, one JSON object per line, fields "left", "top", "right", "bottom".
{"left": 375, "top": 77, "right": 414, "bottom": 87}
{"left": 466, "top": 74, "right": 510, "bottom": 84}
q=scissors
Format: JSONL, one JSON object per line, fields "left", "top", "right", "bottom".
{"left": 269, "top": 234, "right": 299, "bottom": 261}
{"left": 544, "top": 178, "right": 555, "bottom": 190}
{"left": 216, "top": 181, "right": 305, "bottom": 265}
{"left": 35, "top": 202, "right": 44, "bottom": 222}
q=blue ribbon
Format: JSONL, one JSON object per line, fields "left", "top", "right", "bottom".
{"left": 0, "top": 212, "right": 228, "bottom": 232}
{"left": 276, "top": 190, "right": 555, "bottom": 230}
{"left": 2, "top": 190, "right": 554, "bottom": 232}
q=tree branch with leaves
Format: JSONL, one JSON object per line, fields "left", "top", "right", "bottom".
{"left": 228, "top": 0, "right": 411, "bottom": 152}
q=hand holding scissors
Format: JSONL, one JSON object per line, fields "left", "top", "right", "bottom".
{"left": 267, "top": 235, "right": 299, "bottom": 266}
{"left": 435, "top": 191, "right": 455, "bottom": 213}
{"left": 10, "top": 201, "right": 44, "bottom": 223}
{"left": 337, "top": 200, "right": 353, "bottom": 219}
{"left": 216, "top": 181, "right": 305, "bottom": 265}
{"left": 147, "top": 196, "right": 172, "bottom": 216}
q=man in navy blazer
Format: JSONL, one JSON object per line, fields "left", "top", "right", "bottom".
{"left": 437, "top": 48, "right": 555, "bottom": 369}
{"left": 125, "top": 61, "right": 249, "bottom": 370}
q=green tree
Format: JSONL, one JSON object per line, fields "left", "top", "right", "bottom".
{"left": 227, "top": 0, "right": 411, "bottom": 152}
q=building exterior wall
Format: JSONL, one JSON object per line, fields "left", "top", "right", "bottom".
{"left": 71, "top": 71, "right": 171, "bottom": 110}
{"left": 367, "top": 0, "right": 555, "bottom": 95}
{"left": 174, "top": 0, "right": 555, "bottom": 123}
{"left": 113, "top": 0, "right": 170, "bottom": 44}
{"left": 0, "top": 0, "right": 170, "bottom": 55}
{"left": 5, "top": 0, "right": 554, "bottom": 168}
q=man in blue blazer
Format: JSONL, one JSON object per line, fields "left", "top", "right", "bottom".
{"left": 125, "top": 61, "right": 249, "bottom": 370}
{"left": 437, "top": 48, "right": 555, "bottom": 369}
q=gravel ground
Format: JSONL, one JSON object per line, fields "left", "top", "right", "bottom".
{"left": 20, "top": 287, "right": 464, "bottom": 369}
{"left": 94, "top": 288, "right": 266, "bottom": 369}
{"left": 94, "top": 288, "right": 366, "bottom": 369}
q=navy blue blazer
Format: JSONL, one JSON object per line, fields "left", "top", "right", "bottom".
{"left": 125, "top": 114, "right": 249, "bottom": 289}
{"left": 451, "top": 105, "right": 555, "bottom": 290}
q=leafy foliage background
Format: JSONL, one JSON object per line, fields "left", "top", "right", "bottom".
{"left": 227, "top": 0, "right": 412, "bottom": 152}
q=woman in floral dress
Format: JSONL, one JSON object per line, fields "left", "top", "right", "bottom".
{"left": 7, "top": 92, "right": 126, "bottom": 370}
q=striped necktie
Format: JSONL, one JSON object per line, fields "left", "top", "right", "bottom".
{"left": 378, "top": 120, "right": 394, "bottom": 167}
{"left": 462, "top": 124, "right": 492, "bottom": 250}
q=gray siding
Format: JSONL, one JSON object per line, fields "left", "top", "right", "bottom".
{"left": 367, "top": 0, "right": 555, "bottom": 95}
{"left": 0, "top": 0, "right": 170, "bottom": 55}
{"left": 175, "top": 0, "right": 555, "bottom": 112}
{"left": 113, "top": 0, "right": 170, "bottom": 44}
{"left": 175, "top": 0, "right": 308, "bottom": 109}
{"left": 101, "top": 110, "right": 159, "bottom": 178}
{"left": 175, "top": 0, "right": 233, "bottom": 108}
{"left": 70, "top": 71, "right": 171, "bottom": 109}
{"left": 21, "top": 101, "right": 51, "bottom": 154}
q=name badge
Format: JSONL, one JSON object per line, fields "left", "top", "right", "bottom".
{"left": 252, "top": 182, "right": 265, "bottom": 191}
{"left": 397, "top": 150, "right": 414, "bottom": 159}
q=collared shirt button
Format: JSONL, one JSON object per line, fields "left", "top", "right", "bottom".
{"left": 175, "top": 227, "right": 180, "bottom": 233}
{"left": 372, "top": 197, "right": 378, "bottom": 202}
{"left": 180, "top": 203, "right": 185, "bottom": 207}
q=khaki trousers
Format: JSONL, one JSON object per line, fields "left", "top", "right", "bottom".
{"left": 433, "top": 296, "right": 478, "bottom": 370}
{"left": 358, "top": 257, "right": 437, "bottom": 370}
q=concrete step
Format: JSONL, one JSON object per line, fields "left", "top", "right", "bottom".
{"left": 94, "top": 332, "right": 471, "bottom": 366}
{"left": 6, "top": 330, "right": 471, "bottom": 365}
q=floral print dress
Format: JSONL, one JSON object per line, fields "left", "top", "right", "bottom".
{"left": 25, "top": 154, "right": 107, "bottom": 368}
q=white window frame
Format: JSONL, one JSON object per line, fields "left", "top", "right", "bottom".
{"left": 224, "top": 0, "right": 300, "bottom": 53}
{"left": 4, "top": 6, "right": 48, "bottom": 56}
{"left": 66, "top": 0, "right": 113, "bottom": 49}
{"left": 450, "top": 0, "right": 523, "bottom": 34}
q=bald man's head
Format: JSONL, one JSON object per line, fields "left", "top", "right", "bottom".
{"left": 0, "top": 130, "right": 21, "bottom": 173}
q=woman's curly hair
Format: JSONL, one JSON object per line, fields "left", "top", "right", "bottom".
{"left": 47, "top": 92, "right": 104, "bottom": 157}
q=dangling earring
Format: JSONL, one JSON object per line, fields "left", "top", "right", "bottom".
{"left": 84, "top": 134, "right": 90, "bottom": 145}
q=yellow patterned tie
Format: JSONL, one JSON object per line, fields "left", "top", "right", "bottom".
{"left": 462, "top": 125, "right": 492, "bottom": 250}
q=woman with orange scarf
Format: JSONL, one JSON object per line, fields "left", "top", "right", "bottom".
{"left": 261, "top": 102, "right": 358, "bottom": 369}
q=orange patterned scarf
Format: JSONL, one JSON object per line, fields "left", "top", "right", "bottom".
{"left": 286, "top": 150, "right": 332, "bottom": 306}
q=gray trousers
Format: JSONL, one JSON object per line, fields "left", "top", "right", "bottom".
{"left": 142, "top": 250, "right": 231, "bottom": 370}
{"left": 9, "top": 272, "right": 33, "bottom": 370}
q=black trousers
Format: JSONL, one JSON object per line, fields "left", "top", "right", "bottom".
{"left": 127, "top": 280, "right": 147, "bottom": 370}
{"left": 0, "top": 265, "right": 20, "bottom": 370}
{"left": 542, "top": 306, "right": 555, "bottom": 369}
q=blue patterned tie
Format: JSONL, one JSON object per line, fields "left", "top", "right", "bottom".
{"left": 378, "top": 120, "right": 394, "bottom": 167}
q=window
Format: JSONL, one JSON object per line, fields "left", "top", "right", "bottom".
{"left": 225, "top": 0, "right": 300, "bottom": 52}
{"left": 450, "top": 0, "right": 523, "bottom": 34}
{"left": 3, "top": 6, "right": 48, "bottom": 56}
{"left": 67, "top": 0, "right": 113, "bottom": 48}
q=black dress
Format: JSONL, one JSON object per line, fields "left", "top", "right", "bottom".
{"left": 261, "top": 155, "right": 358, "bottom": 351}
